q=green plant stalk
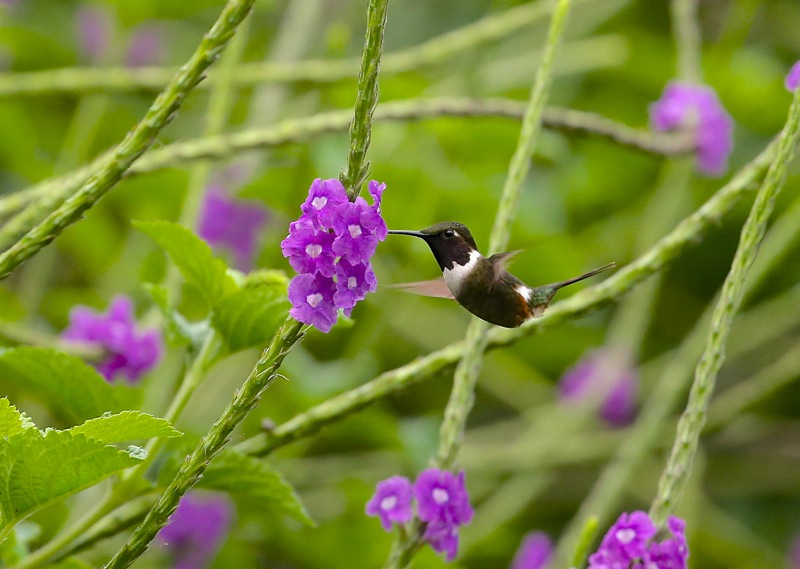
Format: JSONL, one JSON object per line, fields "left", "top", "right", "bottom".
{"left": 443, "top": 0, "right": 574, "bottom": 469}
{"left": 0, "top": 0, "right": 595, "bottom": 98}
{"left": 672, "top": 0, "right": 702, "bottom": 83}
{"left": 649, "top": 87, "right": 800, "bottom": 526}
{"left": 102, "top": 318, "right": 305, "bottom": 569}
{"left": 340, "top": 0, "right": 389, "bottom": 197}
{"left": 0, "top": 0, "right": 257, "bottom": 280}
{"left": 0, "top": 99, "right": 692, "bottom": 235}
{"left": 237, "top": 135, "right": 776, "bottom": 459}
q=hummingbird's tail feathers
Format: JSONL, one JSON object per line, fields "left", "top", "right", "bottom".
{"left": 388, "top": 278, "right": 456, "bottom": 299}
{"left": 526, "top": 262, "right": 616, "bottom": 319}
{"left": 550, "top": 262, "right": 616, "bottom": 291}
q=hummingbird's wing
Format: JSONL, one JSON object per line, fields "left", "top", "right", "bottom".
{"left": 487, "top": 250, "right": 523, "bottom": 284}
{"left": 388, "top": 278, "right": 455, "bottom": 300}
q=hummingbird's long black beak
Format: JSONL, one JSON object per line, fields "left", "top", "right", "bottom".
{"left": 387, "top": 229, "right": 427, "bottom": 238}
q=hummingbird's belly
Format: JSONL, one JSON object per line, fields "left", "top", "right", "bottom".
{"left": 455, "top": 285, "right": 528, "bottom": 328}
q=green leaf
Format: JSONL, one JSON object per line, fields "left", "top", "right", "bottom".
{"left": 71, "top": 411, "right": 182, "bottom": 445}
{"left": 142, "top": 282, "right": 205, "bottom": 348}
{"left": 0, "top": 429, "right": 140, "bottom": 529}
{"left": 0, "top": 398, "right": 33, "bottom": 438}
{"left": 211, "top": 284, "right": 290, "bottom": 352}
{"left": 135, "top": 220, "right": 237, "bottom": 304}
{"left": 199, "top": 450, "right": 314, "bottom": 526}
{"left": 0, "top": 348, "right": 139, "bottom": 426}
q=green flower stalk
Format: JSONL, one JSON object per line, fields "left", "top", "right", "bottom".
{"left": 649, "top": 84, "right": 800, "bottom": 526}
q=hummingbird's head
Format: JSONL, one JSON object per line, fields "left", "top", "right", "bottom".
{"left": 388, "top": 221, "right": 479, "bottom": 271}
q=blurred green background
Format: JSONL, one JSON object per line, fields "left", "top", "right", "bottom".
{"left": 2, "top": 0, "right": 800, "bottom": 567}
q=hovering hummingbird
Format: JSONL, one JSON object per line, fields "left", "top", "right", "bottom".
{"left": 388, "top": 222, "right": 615, "bottom": 328}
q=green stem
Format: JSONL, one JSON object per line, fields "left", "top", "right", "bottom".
{"left": 102, "top": 318, "right": 305, "bottom": 569}
{"left": 0, "top": 0, "right": 257, "bottom": 280}
{"left": 340, "top": 0, "right": 389, "bottom": 198}
{"left": 672, "top": 0, "right": 702, "bottom": 83}
{"left": 649, "top": 85, "right": 800, "bottom": 527}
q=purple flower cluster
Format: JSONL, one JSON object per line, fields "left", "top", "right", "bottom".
{"left": 787, "top": 60, "right": 800, "bottom": 92}
{"left": 366, "top": 468, "right": 474, "bottom": 562}
{"left": 281, "top": 178, "right": 386, "bottom": 333}
{"left": 511, "top": 532, "right": 553, "bottom": 569}
{"left": 558, "top": 348, "right": 638, "bottom": 428}
{"left": 158, "top": 493, "right": 233, "bottom": 569}
{"left": 588, "top": 511, "right": 688, "bottom": 569}
{"left": 198, "top": 184, "right": 268, "bottom": 271}
{"left": 650, "top": 81, "right": 734, "bottom": 176}
{"left": 62, "top": 295, "right": 163, "bottom": 384}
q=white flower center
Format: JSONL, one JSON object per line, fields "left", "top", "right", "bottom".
{"left": 380, "top": 496, "right": 397, "bottom": 511}
{"left": 305, "top": 244, "right": 322, "bottom": 258}
{"left": 615, "top": 529, "right": 636, "bottom": 544}
{"left": 432, "top": 488, "right": 449, "bottom": 505}
{"left": 306, "top": 293, "right": 323, "bottom": 308}
{"left": 348, "top": 224, "right": 362, "bottom": 238}
{"left": 311, "top": 196, "right": 327, "bottom": 210}
{"left": 348, "top": 276, "right": 358, "bottom": 289}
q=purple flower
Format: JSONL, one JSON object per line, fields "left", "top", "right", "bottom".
{"left": 198, "top": 185, "right": 268, "bottom": 272}
{"left": 650, "top": 81, "right": 734, "bottom": 176}
{"left": 512, "top": 532, "right": 553, "bottom": 569}
{"left": 300, "top": 178, "right": 349, "bottom": 228}
{"left": 62, "top": 295, "right": 163, "bottom": 384}
{"left": 588, "top": 512, "right": 688, "bottom": 569}
{"left": 281, "top": 219, "right": 337, "bottom": 277}
{"left": 558, "top": 348, "right": 638, "bottom": 428}
{"left": 283, "top": 178, "right": 387, "bottom": 332}
{"left": 790, "top": 532, "right": 800, "bottom": 569}
{"left": 333, "top": 259, "right": 377, "bottom": 313}
{"left": 424, "top": 519, "right": 461, "bottom": 562}
{"left": 365, "top": 476, "right": 413, "bottom": 531}
{"left": 76, "top": 6, "right": 113, "bottom": 63}
{"left": 158, "top": 493, "right": 233, "bottom": 569}
{"left": 414, "top": 468, "right": 474, "bottom": 527}
{"left": 126, "top": 23, "right": 163, "bottom": 67}
{"left": 287, "top": 273, "right": 338, "bottom": 333}
{"left": 786, "top": 61, "right": 800, "bottom": 92}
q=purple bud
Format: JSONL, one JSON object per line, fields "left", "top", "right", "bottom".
{"left": 62, "top": 295, "right": 163, "bottom": 384}
{"left": 365, "top": 476, "right": 413, "bottom": 531}
{"left": 511, "top": 532, "right": 553, "bottom": 569}
{"left": 75, "top": 6, "right": 113, "bottom": 63}
{"left": 786, "top": 60, "right": 800, "bottom": 93}
{"left": 126, "top": 23, "right": 163, "bottom": 68}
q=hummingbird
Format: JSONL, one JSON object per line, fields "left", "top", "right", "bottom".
{"left": 388, "top": 221, "right": 615, "bottom": 328}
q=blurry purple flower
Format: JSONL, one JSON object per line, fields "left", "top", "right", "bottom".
{"left": 588, "top": 511, "right": 688, "bottom": 569}
{"left": 158, "top": 493, "right": 233, "bottom": 569}
{"left": 650, "top": 81, "right": 733, "bottom": 176}
{"left": 287, "top": 272, "right": 338, "bottom": 333}
{"left": 424, "top": 519, "right": 461, "bottom": 562}
{"left": 558, "top": 348, "right": 638, "bottom": 428}
{"left": 365, "top": 475, "right": 413, "bottom": 531}
{"left": 786, "top": 60, "right": 800, "bottom": 92}
{"left": 198, "top": 185, "right": 268, "bottom": 272}
{"left": 282, "top": 178, "right": 387, "bottom": 332}
{"left": 62, "top": 295, "right": 163, "bottom": 384}
{"left": 281, "top": 219, "right": 337, "bottom": 277}
{"left": 511, "top": 532, "right": 553, "bottom": 569}
{"left": 790, "top": 532, "right": 800, "bottom": 569}
{"left": 126, "top": 23, "right": 163, "bottom": 67}
{"left": 0, "top": 0, "right": 20, "bottom": 9}
{"left": 75, "top": 6, "right": 113, "bottom": 63}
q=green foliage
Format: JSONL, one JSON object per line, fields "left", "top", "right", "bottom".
{"left": 0, "top": 348, "right": 139, "bottom": 426}
{"left": 70, "top": 410, "right": 182, "bottom": 444}
{"left": 199, "top": 450, "right": 315, "bottom": 527}
{"left": 212, "top": 284, "right": 290, "bottom": 352}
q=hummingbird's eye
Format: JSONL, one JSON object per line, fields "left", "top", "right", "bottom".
{"left": 443, "top": 229, "right": 456, "bottom": 239}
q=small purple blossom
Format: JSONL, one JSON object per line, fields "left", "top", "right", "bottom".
{"left": 198, "top": 185, "right": 268, "bottom": 272}
{"left": 588, "top": 512, "right": 688, "bottom": 569}
{"left": 62, "top": 295, "right": 163, "bottom": 384}
{"left": 76, "top": 6, "right": 113, "bottom": 63}
{"left": 365, "top": 476, "right": 413, "bottom": 531}
{"left": 558, "top": 348, "right": 638, "bottom": 428}
{"left": 414, "top": 468, "right": 474, "bottom": 527}
{"left": 287, "top": 273, "right": 338, "bottom": 333}
{"left": 158, "top": 493, "right": 233, "bottom": 569}
{"left": 512, "top": 532, "right": 553, "bottom": 569}
{"left": 786, "top": 61, "right": 800, "bottom": 92}
{"left": 125, "top": 23, "right": 163, "bottom": 67}
{"left": 424, "top": 519, "right": 461, "bottom": 562}
{"left": 281, "top": 178, "right": 387, "bottom": 332}
{"left": 650, "top": 81, "right": 734, "bottom": 176}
